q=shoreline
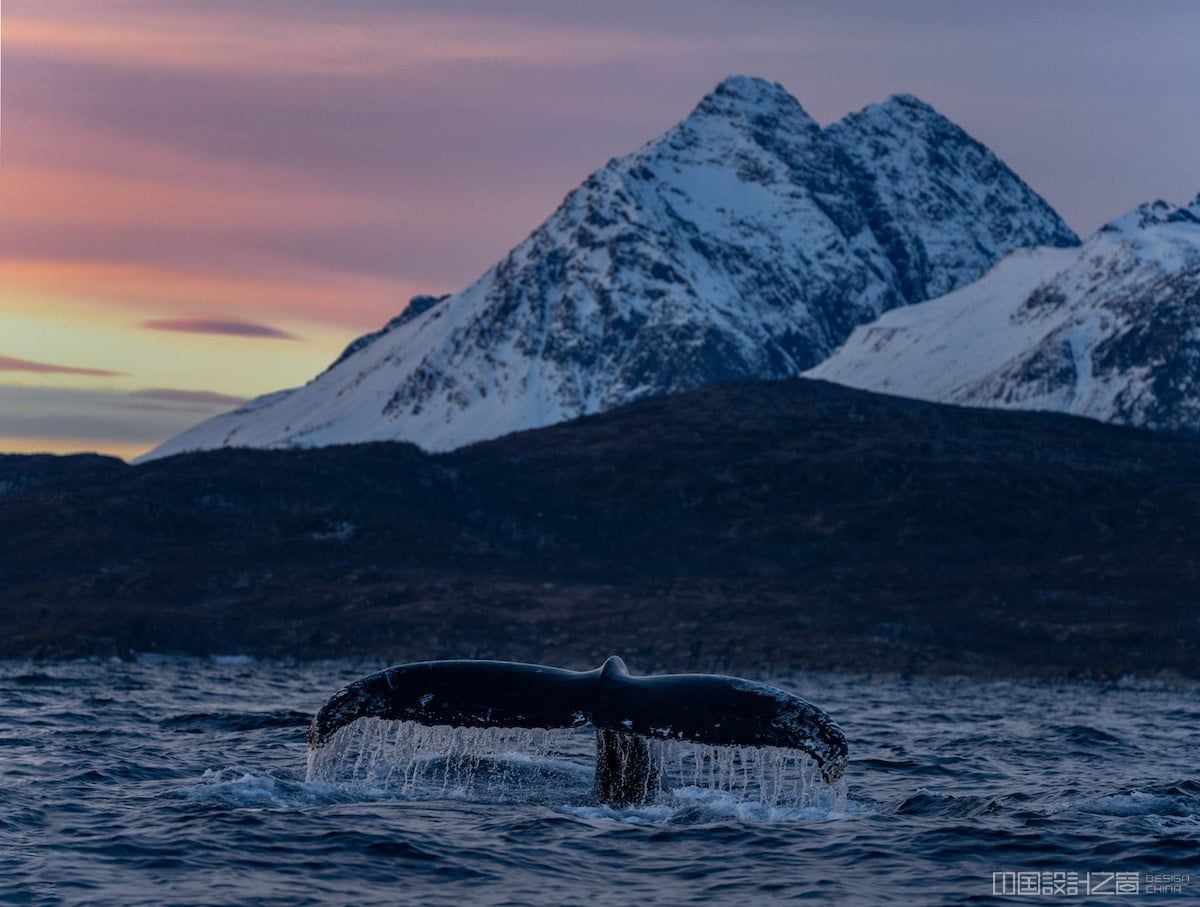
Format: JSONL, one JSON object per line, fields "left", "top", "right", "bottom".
{"left": 6, "top": 649, "right": 1198, "bottom": 690}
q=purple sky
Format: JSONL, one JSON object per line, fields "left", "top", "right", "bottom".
{"left": 2, "top": 0, "right": 1198, "bottom": 457}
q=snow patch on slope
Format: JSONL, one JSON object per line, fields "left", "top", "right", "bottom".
{"left": 808, "top": 196, "right": 1200, "bottom": 435}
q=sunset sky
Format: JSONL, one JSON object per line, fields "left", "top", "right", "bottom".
{"left": 2, "top": 0, "right": 1198, "bottom": 460}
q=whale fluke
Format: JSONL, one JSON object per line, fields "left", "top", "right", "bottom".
{"left": 308, "top": 656, "right": 848, "bottom": 804}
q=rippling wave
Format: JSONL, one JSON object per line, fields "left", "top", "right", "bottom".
{"left": 3, "top": 659, "right": 1197, "bottom": 905}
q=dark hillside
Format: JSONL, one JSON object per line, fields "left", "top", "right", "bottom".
{"left": 2, "top": 379, "right": 1196, "bottom": 677}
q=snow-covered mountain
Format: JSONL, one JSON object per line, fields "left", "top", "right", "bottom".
{"left": 808, "top": 195, "right": 1200, "bottom": 436}
{"left": 142, "top": 75, "right": 1075, "bottom": 460}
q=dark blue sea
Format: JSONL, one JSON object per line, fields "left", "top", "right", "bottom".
{"left": 3, "top": 658, "right": 1197, "bottom": 905}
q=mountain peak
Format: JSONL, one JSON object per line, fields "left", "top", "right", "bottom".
{"left": 143, "top": 78, "right": 1076, "bottom": 461}
{"left": 689, "top": 75, "right": 816, "bottom": 129}
{"left": 844, "top": 92, "right": 952, "bottom": 133}
{"left": 826, "top": 89, "right": 1077, "bottom": 300}
{"left": 1099, "top": 197, "right": 1200, "bottom": 236}
{"left": 883, "top": 92, "right": 937, "bottom": 112}
{"left": 711, "top": 73, "right": 789, "bottom": 99}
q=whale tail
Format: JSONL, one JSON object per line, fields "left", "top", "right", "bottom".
{"left": 308, "top": 656, "right": 848, "bottom": 805}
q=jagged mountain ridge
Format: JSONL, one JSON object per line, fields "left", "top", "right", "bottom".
{"left": 808, "top": 195, "right": 1200, "bottom": 436}
{"left": 143, "top": 75, "right": 1075, "bottom": 460}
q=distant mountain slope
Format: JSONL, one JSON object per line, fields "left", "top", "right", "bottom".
{"left": 809, "top": 195, "right": 1200, "bottom": 435}
{"left": 142, "top": 75, "right": 1074, "bottom": 460}
{"left": 4, "top": 379, "right": 1198, "bottom": 675}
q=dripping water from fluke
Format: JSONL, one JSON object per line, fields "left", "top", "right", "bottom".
{"left": 652, "top": 739, "right": 845, "bottom": 811}
{"left": 306, "top": 720, "right": 593, "bottom": 804}
{"left": 305, "top": 719, "right": 847, "bottom": 811}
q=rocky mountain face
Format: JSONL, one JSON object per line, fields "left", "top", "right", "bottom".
{"left": 809, "top": 195, "right": 1200, "bottom": 436}
{"left": 143, "top": 75, "right": 1075, "bottom": 460}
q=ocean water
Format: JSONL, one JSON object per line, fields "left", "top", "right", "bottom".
{"left": 2, "top": 658, "right": 1197, "bottom": 905}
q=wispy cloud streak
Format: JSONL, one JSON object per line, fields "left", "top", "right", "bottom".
{"left": 129, "top": 388, "right": 248, "bottom": 406}
{"left": 4, "top": 5, "right": 734, "bottom": 75}
{"left": 140, "top": 318, "right": 299, "bottom": 340}
{"left": 0, "top": 384, "right": 247, "bottom": 456}
{"left": 0, "top": 354, "right": 124, "bottom": 377}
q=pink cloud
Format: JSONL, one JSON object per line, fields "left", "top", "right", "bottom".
{"left": 140, "top": 318, "right": 299, "bottom": 340}
{"left": 0, "top": 354, "right": 124, "bottom": 377}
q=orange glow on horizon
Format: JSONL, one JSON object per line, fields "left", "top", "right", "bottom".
{"left": 0, "top": 436, "right": 150, "bottom": 462}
